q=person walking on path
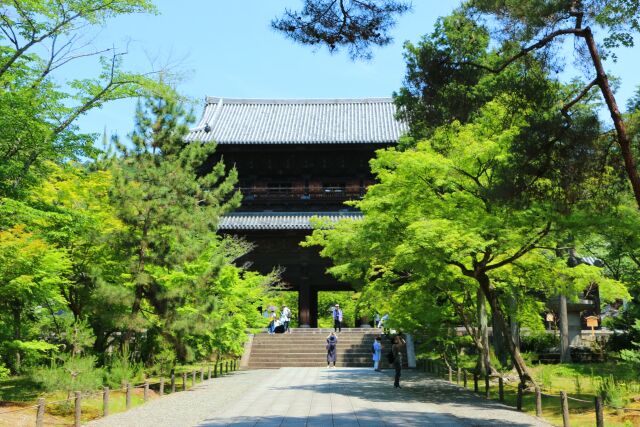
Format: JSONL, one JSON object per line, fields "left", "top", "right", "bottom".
{"left": 326, "top": 332, "right": 338, "bottom": 368}
{"left": 392, "top": 334, "right": 406, "bottom": 388}
{"left": 281, "top": 305, "right": 292, "bottom": 334}
{"left": 372, "top": 336, "right": 382, "bottom": 372}
{"left": 332, "top": 304, "right": 343, "bottom": 332}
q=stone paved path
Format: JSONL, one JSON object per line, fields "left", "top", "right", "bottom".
{"left": 88, "top": 368, "right": 552, "bottom": 427}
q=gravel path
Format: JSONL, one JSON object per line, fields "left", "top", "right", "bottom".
{"left": 87, "top": 368, "right": 553, "bottom": 426}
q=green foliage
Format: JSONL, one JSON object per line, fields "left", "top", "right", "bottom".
{"left": 597, "top": 375, "right": 627, "bottom": 408}
{"left": 520, "top": 332, "right": 559, "bottom": 354}
{"left": 0, "top": 361, "right": 10, "bottom": 380}
{"left": 317, "top": 291, "right": 357, "bottom": 328}
{"left": 32, "top": 354, "right": 103, "bottom": 395}
{"left": 104, "top": 349, "right": 144, "bottom": 388}
{"left": 620, "top": 320, "right": 640, "bottom": 371}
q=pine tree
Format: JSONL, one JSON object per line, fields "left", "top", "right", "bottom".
{"left": 109, "top": 92, "right": 242, "bottom": 359}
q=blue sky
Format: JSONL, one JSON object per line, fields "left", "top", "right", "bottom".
{"left": 71, "top": 0, "right": 640, "bottom": 139}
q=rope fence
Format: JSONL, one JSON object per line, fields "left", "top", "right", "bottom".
{"left": 417, "top": 358, "right": 640, "bottom": 427}
{"left": 0, "top": 357, "right": 241, "bottom": 427}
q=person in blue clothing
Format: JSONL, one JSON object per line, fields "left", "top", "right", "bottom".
{"left": 372, "top": 336, "right": 382, "bottom": 372}
{"left": 332, "top": 304, "right": 343, "bottom": 332}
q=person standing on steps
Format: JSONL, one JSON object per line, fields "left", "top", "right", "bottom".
{"left": 332, "top": 304, "right": 343, "bottom": 332}
{"left": 392, "top": 334, "right": 406, "bottom": 388}
{"left": 372, "top": 336, "right": 382, "bottom": 372}
{"left": 281, "top": 305, "right": 292, "bottom": 334}
{"left": 326, "top": 332, "right": 338, "bottom": 368}
{"left": 268, "top": 308, "right": 277, "bottom": 335}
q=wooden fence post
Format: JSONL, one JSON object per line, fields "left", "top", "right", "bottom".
{"left": 448, "top": 366, "right": 452, "bottom": 382}
{"left": 435, "top": 363, "right": 440, "bottom": 378}
{"left": 457, "top": 367, "right": 461, "bottom": 384}
{"left": 463, "top": 369, "right": 467, "bottom": 388}
{"left": 126, "top": 383, "right": 131, "bottom": 410}
{"left": 74, "top": 391, "right": 81, "bottom": 427}
{"left": 208, "top": 365, "right": 212, "bottom": 380}
{"left": 144, "top": 381, "right": 149, "bottom": 402}
{"left": 159, "top": 378, "right": 164, "bottom": 396}
{"left": 595, "top": 396, "right": 604, "bottom": 427}
{"left": 200, "top": 368, "right": 204, "bottom": 382}
{"left": 473, "top": 373, "right": 479, "bottom": 393}
{"left": 560, "top": 391, "right": 570, "bottom": 427}
{"left": 36, "top": 397, "right": 45, "bottom": 427}
{"left": 182, "top": 373, "right": 187, "bottom": 391}
{"left": 214, "top": 363, "right": 218, "bottom": 378}
{"left": 171, "top": 373, "right": 176, "bottom": 393}
{"left": 192, "top": 370, "right": 196, "bottom": 387}
{"left": 535, "top": 386, "right": 542, "bottom": 417}
{"left": 226, "top": 361, "right": 229, "bottom": 373}
{"left": 498, "top": 377, "right": 504, "bottom": 402}
{"left": 516, "top": 383, "right": 523, "bottom": 411}
{"left": 484, "top": 374, "right": 490, "bottom": 398}
{"left": 103, "top": 387, "right": 109, "bottom": 417}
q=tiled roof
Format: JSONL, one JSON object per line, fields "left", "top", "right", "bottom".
{"left": 218, "top": 212, "right": 363, "bottom": 230}
{"left": 186, "top": 97, "right": 407, "bottom": 144}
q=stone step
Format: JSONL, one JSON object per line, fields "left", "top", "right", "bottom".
{"left": 247, "top": 362, "right": 377, "bottom": 368}
{"left": 247, "top": 329, "right": 399, "bottom": 369}
{"left": 252, "top": 342, "right": 379, "bottom": 347}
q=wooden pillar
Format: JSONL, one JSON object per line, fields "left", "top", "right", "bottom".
{"left": 103, "top": 387, "right": 109, "bottom": 417}
{"left": 74, "top": 391, "right": 81, "bottom": 427}
{"left": 310, "top": 288, "right": 318, "bottom": 328}
{"left": 36, "top": 398, "right": 45, "bottom": 427}
{"left": 595, "top": 396, "right": 604, "bottom": 427}
{"left": 560, "top": 391, "right": 570, "bottom": 426}
{"left": 298, "top": 284, "right": 311, "bottom": 328}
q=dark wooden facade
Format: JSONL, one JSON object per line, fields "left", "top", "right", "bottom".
{"left": 190, "top": 97, "right": 406, "bottom": 327}
{"left": 211, "top": 144, "right": 388, "bottom": 327}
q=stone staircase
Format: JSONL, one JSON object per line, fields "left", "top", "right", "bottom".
{"left": 247, "top": 328, "right": 404, "bottom": 369}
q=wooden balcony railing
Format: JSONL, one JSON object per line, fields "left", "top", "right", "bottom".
{"left": 238, "top": 187, "right": 365, "bottom": 201}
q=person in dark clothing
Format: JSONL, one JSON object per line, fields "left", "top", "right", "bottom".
{"left": 392, "top": 334, "right": 406, "bottom": 388}
{"left": 326, "top": 332, "right": 338, "bottom": 368}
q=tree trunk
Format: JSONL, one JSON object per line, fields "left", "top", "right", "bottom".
{"left": 476, "top": 273, "right": 535, "bottom": 385}
{"left": 582, "top": 28, "right": 640, "bottom": 209}
{"left": 476, "top": 289, "right": 492, "bottom": 375}
{"left": 509, "top": 295, "right": 520, "bottom": 361}
{"left": 559, "top": 294, "right": 572, "bottom": 363}
{"left": 492, "top": 309, "right": 508, "bottom": 368}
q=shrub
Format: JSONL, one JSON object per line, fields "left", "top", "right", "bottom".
{"left": 0, "top": 361, "right": 10, "bottom": 380}
{"left": 105, "top": 349, "right": 144, "bottom": 388}
{"left": 31, "top": 354, "right": 103, "bottom": 397}
{"left": 597, "top": 375, "right": 627, "bottom": 408}
{"left": 620, "top": 320, "right": 640, "bottom": 372}
{"left": 520, "top": 331, "right": 559, "bottom": 353}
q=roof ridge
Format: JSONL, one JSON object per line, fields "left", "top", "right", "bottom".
{"left": 205, "top": 97, "right": 394, "bottom": 105}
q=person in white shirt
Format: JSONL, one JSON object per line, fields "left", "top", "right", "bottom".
{"left": 281, "top": 305, "right": 292, "bottom": 334}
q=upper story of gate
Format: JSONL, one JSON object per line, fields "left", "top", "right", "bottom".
{"left": 187, "top": 97, "right": 408, "bottom": 212}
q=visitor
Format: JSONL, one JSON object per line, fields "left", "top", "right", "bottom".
{"left": 378, "top": 313, "right": 389, "bottom": 328}
{"left": 332, "top": 304, "right": 343, "bottom": 332}
{"left": 372, "top": 336, "right": 382, "bottom": 372}
{"left": 281, "top": 305, "right": 292, "bottom": 334}
{"left": 326, "top": 331, "right": 338, "bottom": 368}
{"left": 373, "top": 313, "right": 381, "bottom": 328}
{"left": 268, "top": 309, "right": 277, "bottom": 335}
{"left": 392, "top": 334, "right": 406, "bottom": 388}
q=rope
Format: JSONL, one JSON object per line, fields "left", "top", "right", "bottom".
{"left": 566, "top": 395, "right": 592, "bottom": 403}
